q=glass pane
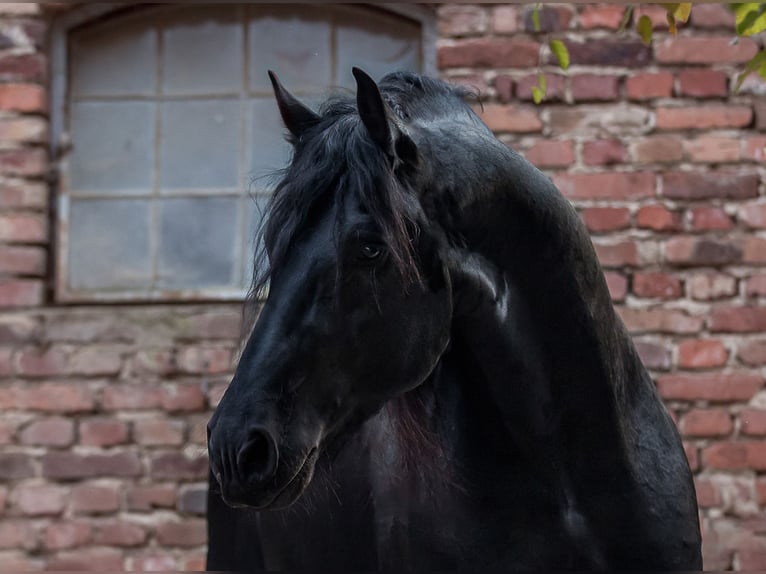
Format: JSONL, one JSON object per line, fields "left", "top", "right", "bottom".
{"left": 250, "top": 98, "right": 292, "bottom": 185}
{"left": 157, "top": 197, "right": 240, "bottom": 289}
{"left": 160, "top": 99, "right": 241, "bottom": 191}
{"left": 68, "top": 199, "right": 151, "bottom": 290}
{"left": 243, "top": 192, "right": 271, "bottom": 287}
{"left": 70, "top": 15, "right": 157, "bottom": 97}
{"left": 69, "top": 101, "right": 155, "bottom": 194}
{"left": 335, "top": 9, "right": 421, "bottom": 88}
{"left": 162, "top": 5, "right": 243, "bottom": 96}
{"left": 249, "top": 6, "right": 332, "bottom": 93}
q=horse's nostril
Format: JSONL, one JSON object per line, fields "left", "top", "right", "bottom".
{"left": 237, "top": 427, "right": 279, "bottom": 484}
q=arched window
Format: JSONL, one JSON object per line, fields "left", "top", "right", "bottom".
{"left": 51, "top": 5, "right": 436, "bottom": 302}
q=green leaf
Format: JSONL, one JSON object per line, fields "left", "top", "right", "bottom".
{"left": 637, "top": 15, "right": 653, "bottom": 45}
{"left": 549, "top": 39, "right": 570, "bottom": 71}
{"left": 538, "top": 73, "right": 547, "bottom": 93}
{"left": 667, "top": 11, "right": 678, "bottom": 35}
{"left": 618, "top": 5, "right": 634, "bottom": 34}
{"left": 531, "top": 86, "right": 544, "bottom": 105}
{"left": 735, "top": 49, "right": 766, "bottom": 92}
{"left": 735, "top": 3, "right": 766, "bottom": 36}
{"left": 531, "top": 5, "right": 541, "bottom": 32}
{"left": 674, "top": 3, "right": 692, "bottom": 22}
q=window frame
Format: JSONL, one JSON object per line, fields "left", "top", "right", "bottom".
{"left": 50, "top": 3, "right": 437, "bottom": 304}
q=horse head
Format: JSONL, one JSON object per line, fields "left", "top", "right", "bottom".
{"left": 207, "top": 69, "right": 454, "bottom": 510}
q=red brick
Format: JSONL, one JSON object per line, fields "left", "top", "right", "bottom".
{"left": 131, "top": 553, "right": 177, "bottom": 571}
{"left": 19, "top": 417, "right": 74, "bottom": 447}
{"left": 743, "top": 237, "right": 766, "bottom": 264}
{"left": 710, "top": 307, "right": 766, "bottom": 333}
{"left": 741, "top": 409, "right": 766, "bottom": 436}
{"left": 44, "top": 521, "right": 92, "bottom": 550}
{"left": 684, "top": 443, "right": 698, "bottom": 471}
{"left": 656, "top": 372, "right": 763, "bottom": 402}
{"left": 746, "top": 275, "right": 766, "bottom": 297}
{"left": 0, "top": 181, "right": 46, "bottom": 209}
{"left": 678, "top": 70, "right": 728, "bottom": 98}
{"left": 665, "top": 171, "right": 758, "bottom": 201}
{"left": 665, "top": 237, "right": 742, "bottom": 267}
{"left": 739, "top": 546, "right": 766, "bottom": 571}
{"left": 0, "top": 148, "right": 47, "bottom": 177}
{"left": 0, "top": 453, "right": 33, "bottom": 479}
{"left": 493, "top": 74, "right": 513, "bottom": 103}
{"left": 744, "top": 136, "right": 766, "bottom": 162}
{"left": 626, "top": 72, "right": 674, "bottom": 100}
{"left": 688, "top": 273, "right": 736, "bottom": 301}
{"left": 739, "top": 340, "right": 766, "bottom": 366}
{"left": 0, "top": 520, "right": 35, "bottom": 550}
{"left": 46, "top": 549, "right": 124, "bottom": 571}
{"left": 561, "top": 39, "right": 650, "bottom": 67}
{"left": 604, "top": 271, "right": 627, "bottom": 302}
{"left": 703, "top": 441, "right": 766, "bottom": 470}
{"left": 67, "top": 346, "right": 123, "bottom": 376}
{"left": 581, "top": 207, "right": 630, "bottom": 233}
{"left": 0, "top": 83, "right": 44, "bottom": 113}
{"left": 0, "top": 347, "right": 11, "bottom": 377}
{"left": 691, "top": 4, "right": 735, "bottom": 28}
{"left": 42, "top": 452, "right": 142, "bottom": 479}
{"left": 593, "top": 241, "right": 638, "bottom": 267}
{"left": 685, "top": 136, "right": 740, "bottom": 163}
{"left": 694, "top": 477, "right": 722, "bottom": 508}
{"left": 618, "top": 308, "right": 703, "bottom": 334}
{"left": 740, "top": 203, "right": 766, "bottom": 229}
{"left": 161, "top": 383, "right": 206, "bottom": 412}
{"left": 14, "top": 484, "right": 66, "bottom": 516}
{"left": 524, "top": 140, "right": 574, "bottom": 168}
{"left": 131, "top": 349, "right": 176, "bottom": 377}
{"left": 14, "top": 382, "right": 95, "bottom": 413}
{"left": 657, "top": 36, "right": 758, "bottom": 64}
{"left": 681, "top": 408, "right": 733, "bottom": 437}
{"left": 631, "top": 136, "right": 683, "bottom": 164}
{"left": 70, "top": 485, "right": 120, "bottom": 515}
{"left": 102, "top": 384, "right": 162, "bottom": 411}
{"left": 632, "top": 272, "right": 682, "bottom": 299}
{"left": 491, "top": 5, "right": 517, "bottom": 34}
{"left": 690, "top": 207, "right": 732, "bottom": 231}
{"left": 134, "top": 419, "right": 184, "bottom": 446}
{"left": 182, "top": 553, "right": 207, "bottom": 571}
{"left": 79, "top": 418, "right": 129, "bottom": 447}
{"left": 571, "top": 74, "right": 619, "bottom": 102}
{"left": 0, "top": 279, "right": 43, "bottom": 307}
{"left": 515, "top": 73, "right": 566, "bottom": 102}
{"left": 15, "top": 346, "right": 67, "bottom": 377}
{"left": 581, "top": 139, "right": 627, "bottom": 166}
{"left": 634, "top": 340, "right": 672, "bottom": 371}
{"left": 757, "top": 101, "right": 766, "bottom": 130}
{"left": 438, "top": 5, "right": 487, "bottom": 37}
{"left": 0, "top": 212, "right": 46, "bottom": 242}
{"left": 438, "top": 38, "right": 539, "bottom": 69}
{"left": 522, "top": 6, "right": 572, "bottom": 32}
{"left": 656, "top": 106, "right": 753, "bottom": 130}
{"left": 156, "top": 519, "right": 207, "bottom": 547}
{"left": 553, "top": 172, "right": 655, "bottom": 201}
{"left": 635, "top": 5, "right": 672, "bottom": 28}
{"left": 0, "top": 117, "right": 46, "bottom": 145}
{"left": 0, "top": 245, "right": 45, "bottom": 275}
{"left": 636, "top": 205, "right": 682, "bottom": 232}
{"left": 0, "top": 4, "right": 40, "bottom": 16}
{"left": 475, "top": 104, "right": 542, "bottom": 133}
{"left": 579, "top": 5, "right": 625, "bottom": 29}
{"left": 126, "top": 485, "right": 176, "bottom": 512}
{"left": 94, "top": 521, "right": 147, "bottom": 547}
{"left": 150, "top": 452, "right": 208, "bottom": 480}
{"left": 678, "top": 339, "right": 728, "bottom": 369}
{"left": 0, "top": 53, "right": 46, "bottom": 83}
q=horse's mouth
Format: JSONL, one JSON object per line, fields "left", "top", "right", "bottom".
{"left": 254, "top": 447, "right": 319, "bottom": 511}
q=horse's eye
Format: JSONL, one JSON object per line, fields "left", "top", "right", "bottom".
{"left": 359, "top": 244, "right": 382, "bottom": 260}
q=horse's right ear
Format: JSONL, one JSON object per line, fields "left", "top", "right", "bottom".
{"left": 268, "top": 71, "right": 321, "bottom": 141}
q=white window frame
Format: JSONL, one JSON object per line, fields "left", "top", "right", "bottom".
{"left": 50, "top": 3, "right": 437, "bottom": 303}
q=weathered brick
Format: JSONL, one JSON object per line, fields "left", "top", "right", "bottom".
{"left": 694, "top": 477, "right": 722, "bottom": 508}
{"left": 134, "top": 419, "right": 184, "bottom": 446}
{"left": 0, "top": 245, "right": 45, "bottom": 275}
{"left": 665, "top": 172, "right": 758, "bottom": 201}
{"left": 703, "top": 441, "right": 766, "bottom": 470}
{"left": 0, "top": 148, "right": 47, "bottom": 177}
{"left": 0, "top": 315, "right": 39, "bottom": 344}
{"left": 0, "top": 453, "right": 33, "bottom": 480}
{"left": 493, "top": 74, "right": 513, "bottom": 103}
{"left": 42, "top": 452, "right": 142, "bottom": 479}
{"left": 524, "top": 140, "right": 574, "bottom": 168}
{"left": 79, "top": 418, "right": 129, "bottom": 447}
{"left": 687, "top": 273, "right": 737, "bottom": 301}
{"left": 161, "top": 383, "right": 206, "bottom": 412}
{"left": 94, "top": 522, "right": 147, "bottom": 547}
{"left": 126, "top": 485, "right": 176, "bottom": 512}
{"left": 102, "top": 384, "right": 162, "bottom": 411}
{"left": 740, "top": 202, "right": 766, "bottom": 229}
{"left": 625, "top": 72, "right": 674, "bottom": 100}
{"left": 665, "top": 237, "right": 742, "bottom": 267}
{"left": 571, "top": 74, "right": 619, "bottom": 102}
{"left": 67, "top": 346, "right": 123, "bottom": 377}
{"left": 744, "top": 136, "right": 766, "bottom": 162}
{"left": 678, "top": 70, "right": 728, "bottom": 98}
{"left": 690, "top": 207, "right": 732, "bottom": 231}
{"left": 632, "top": 272, "right": 682, "bottom": 299}
{"left": 0, "top": 279, "right": 43, "bottom": 307}
{"left": 14, "top": 484, "right": 66, "bottom": 516}
{"left": 150, "top": 452, "right": 208, "bottom": 480}
{"left": 634, "top": 340, "right": 672, "bottom": 371}
{"left": 131, "top": 349, "right": 176, "bottom": 376}
{"left": 44, "top": 521, "right": 92, "bottom": 550}
{"left": 177, "top": 486, "right": 207, "bottom": 515}
{"left": 182, "top": 553, "right": 207, "bottom": 571}
{"left": 0, "top": 4, "right": 40, "bottom": 15}
{"left": 691, "top": 3, "right": 736, "bottom": 28}
{"left": 678, "top": 339, "right": 729, "bottom": 369}
{"left": 0, "top": 117, "right": 47, "bottom": 145}
{"left": 553, "top": 172, "right": 655, "bottom": 201}
{"left": 581, "top": 139, "right": 627, "bottom": 166}
{"left": 755, "top": 101, "right": 766, "bottom": 131}
{"left": 475, "top": 104, "right": 542, "bottom": 133}
{"left": 656, "top": 37, "right": 758, "bottom": 64}
{"left": 684, "top": 443, "right": 698, "bottom": 472}
{"left": 581, "top": 207, "right": 630, "bottom": 233}
{"left": 635, "top": 5, "right": 672, "bottom": 28}
{"left": 710, "top": 307, "right": 766, "bottom": 333}
{"left": 70, "top": 485, "right": 120, "bottom": 515}
{"left": 0, "top": 53, "right": 46, "bottom": 83}
{"left": 0, "top": 181, "right": 46, "bottom": 209}
{"left": 491, "top": 5, "right": 517, "bottom": 34}
{"left": 0, "top": 212, "right": 46, "bottom": 242}
{"left": 579, "top": 5, "right": 625, "bottom": 29}
{"left": 656, "top": 372, "right": 763, "bottom": 402}
{"left": 656, "top": 106, "right": 753, "bottom": 131}
{"left": 131, "top": 553, "right": 177, "bottom": 571}
{"left": 14, "top": 382, "right": 95, "bottom": 413}
{"left": 178, "top": 310, "right": 241, "bottom": 340}
{"left": 593, "top": 240, "right": 639, "bottom": 267}
{"left": 0, "top": 553, "right": 43, "bottom": 571}
{"left": 681, "top": 408, "right": 733, "bottom": 437}
{"left": 746, "top": 275, "right": 766, "bottom": 297}
{"left": 46, "top": 549, "right": 124, "bottom": 571}
{"left": 631, "top": 136, "right": 683, "bottom": 164}
{"left": 739, "top": 340, "right": 766, "bottom": 367}
{"left": 546, "top": 105, "right": 653, "bottom": 136}
{"left": 617, "top": 308, "right": 703, "bottom": 334}
{"left": 522, "top": 5, "right": 572, "bottom": 32}
{"left": 0, "top": 520, "right": 35, "bottom": 550}
{"left": 515, "top": 73, "right": 566, "bottom": 102}
{"left": 15, "top": 346, "right": 67, "bottom": 377}
{"left": 44, "top": 314, "right": 134, "bottom": 344}
{"left": 604, "top": 271, "right": 627, "bottom": 302}
{"left": 560, "top": 39, "right": 650, "bottom": 67}
{"left": 438, "top": 5, "right": 487, "bottom": 37}
{"left": 743, "top": 237, "right": 766, "bottom": 265}
{"left": 156, "top": 519, "right": 207, "bottom": 547}
{"left": 685, "top": 136, "right": 740, "bottom": 163}
{"left": 635, "top": 205, "right": 682, "bottom": 232}
{"left": 438, "top": 38, "right": 539, "bottom": 69}
{"left": 19, "top": 417, "right": 74, "bottom": 447}
{"left": 741, "top": 409, "right": 766, "bottom": 436}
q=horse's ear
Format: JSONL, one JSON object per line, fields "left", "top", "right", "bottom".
{"left": 352, "top": 67, "right": 393, "bottom": 153}
{"left": 268, "top": 70, "right": 321, "bottom": 141}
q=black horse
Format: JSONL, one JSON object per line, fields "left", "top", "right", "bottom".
{"left": 206, "top": 69, "right": 702, "bottom": 570}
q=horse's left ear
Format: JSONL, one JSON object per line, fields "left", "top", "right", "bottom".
{"left": 268, "top": 70, "right": 321, "bottom": 142}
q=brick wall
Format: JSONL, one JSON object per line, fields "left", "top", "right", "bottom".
{"left": 0, "top": 2, "right": 764, "bottom": 571}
